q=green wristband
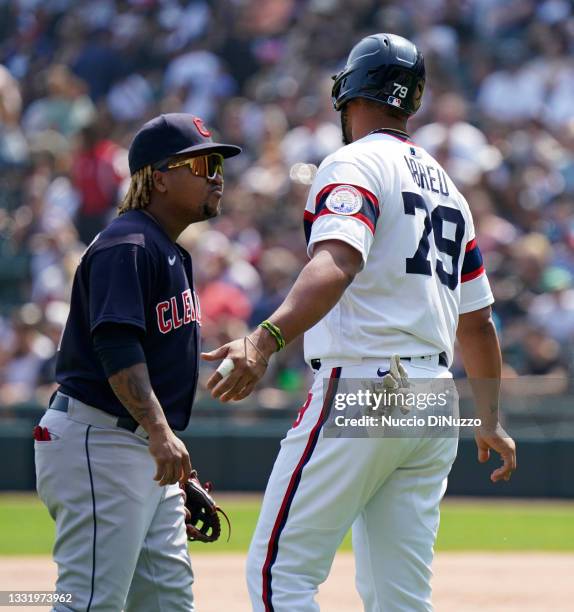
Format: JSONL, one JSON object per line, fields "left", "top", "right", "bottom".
{"left": 259, "top": 320, "right": 286, "bottom": 351}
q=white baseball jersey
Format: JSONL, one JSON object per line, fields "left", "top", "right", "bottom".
{"left": 303, "top": 128, "right": 494, "bottom": 366}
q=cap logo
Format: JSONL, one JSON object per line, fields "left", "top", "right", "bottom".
{"left": 193, "top": 116, "right": 211, "bottom": 137}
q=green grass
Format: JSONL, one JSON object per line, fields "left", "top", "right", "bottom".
{"left": 436, "top": 501, "right": 574, "bottom": 551}
{"left": 0, "top": 494, "right": 573, "bottom": 555}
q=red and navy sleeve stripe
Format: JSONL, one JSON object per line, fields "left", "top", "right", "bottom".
{"left": 303, "top": 183, "right": 380, "bottom": 246}
{"left": 461, "top": 238, "right": 485, "bottom": 282}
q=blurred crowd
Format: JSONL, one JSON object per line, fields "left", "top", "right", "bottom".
{"left": 1, "top": 0, "right": 573, "bottom": 410}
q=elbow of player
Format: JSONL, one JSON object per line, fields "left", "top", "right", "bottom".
{"left": 332, "top": 261, "right": 360, "bottom": 290}
{"left": 457, "top": 321, "right": 498, "bottom": 354}
{"left": 341, "top": 266, "right": 357, "bottom": 286}
{"left": 336, "top": 254, "right": 362, "bottom": 286}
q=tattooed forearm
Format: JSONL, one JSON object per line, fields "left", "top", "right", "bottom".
{"left": 108, "top": 363, "right": 167, "bottom": 430}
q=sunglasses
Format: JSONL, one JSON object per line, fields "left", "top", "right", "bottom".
{"left": 155, "top": 153, "right": 224, "bottom": 180}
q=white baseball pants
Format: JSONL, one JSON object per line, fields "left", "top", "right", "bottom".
{"left": 246, "top": 357, "right": 458, "bottom": 612}
{"left": 34, "top": 397, "right": 194, "bottom": 612}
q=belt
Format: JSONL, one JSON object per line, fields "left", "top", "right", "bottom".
{"left": 310, "top": 351, "right": 448, "bottom": 371}
{"left": 50, "top": 393, "right": 148, "bottom": 439}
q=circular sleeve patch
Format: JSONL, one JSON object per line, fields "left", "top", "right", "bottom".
{"left": 325, "top": 185, "right": 363, "bottom": 215}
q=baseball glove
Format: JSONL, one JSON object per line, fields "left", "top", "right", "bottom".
{"left": 180, "top": 470, "right": 230, "bottom": 543}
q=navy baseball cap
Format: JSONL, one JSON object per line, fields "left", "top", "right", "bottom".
{"left": 128, "top": 113, "right": 242, "bottom": 175}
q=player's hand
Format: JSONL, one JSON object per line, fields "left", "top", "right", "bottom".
{"left": 474, "top": 423, "right": 516, "bottom": 483}
{"left": 202, "top": 332, "right": 274, "bottom": 402}
{"left": 148, "top": 424, "right": 192, "bottom": 486}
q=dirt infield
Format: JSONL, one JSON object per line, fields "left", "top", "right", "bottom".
{"left": 0, "top": 553, "right": 572, "bottom": 611}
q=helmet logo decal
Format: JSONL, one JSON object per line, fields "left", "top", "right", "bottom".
{"left": 387, "top": 96, "right": 402, "bottom": 107}
{"left": 193, "top": 116, "right": 211, "bottom": 137}
{"left": 392, "top": 83, "right": 409, "bottom": 98}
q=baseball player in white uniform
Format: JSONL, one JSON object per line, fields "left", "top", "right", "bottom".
{"left": 203, "top": 33, "right": 517, "bottom": 611}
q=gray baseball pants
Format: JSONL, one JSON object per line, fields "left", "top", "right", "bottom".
{"left": 34, "top": 394, "right": 194, "bottom": 612}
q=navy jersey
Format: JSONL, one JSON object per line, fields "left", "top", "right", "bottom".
{"left": 56, "top": 210, "right": 201, "bottom": 430}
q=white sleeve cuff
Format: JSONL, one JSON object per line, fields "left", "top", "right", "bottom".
{"left": 307, "top": 215, "right": 374, "bottom": 264}
{"left": 459, "top": 272, "right": 494, "bottom": 314}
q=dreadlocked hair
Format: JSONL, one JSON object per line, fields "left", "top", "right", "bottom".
{"left": 118, "top": 165, "right": 154, "bottom": 215}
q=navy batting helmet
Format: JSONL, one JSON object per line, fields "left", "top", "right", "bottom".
{"left": 331, "top": 33, "right": 425, "bottom": 116}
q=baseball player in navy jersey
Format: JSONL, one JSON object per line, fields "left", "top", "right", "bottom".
{"left": 203, "top": 34, "right": 517, "bottom": 611}
{"left": 34, "top": 113, "right": 240, "bottom": 611}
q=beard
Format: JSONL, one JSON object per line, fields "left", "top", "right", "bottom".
{"left": 202, "top": 200, "right": 219, "bottom": 219}
{"left": 200, "top": 187, "right": 223, "bottom": 219}
{"left": 340, "top": 105, "right": 352, "bottom": 145}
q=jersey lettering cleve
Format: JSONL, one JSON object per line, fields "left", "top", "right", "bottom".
{"left": 56, "top": 210, "right": 201, "bottom": 430}
{"left": 303, "top": 129, "right": 493, "bottom": 366}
